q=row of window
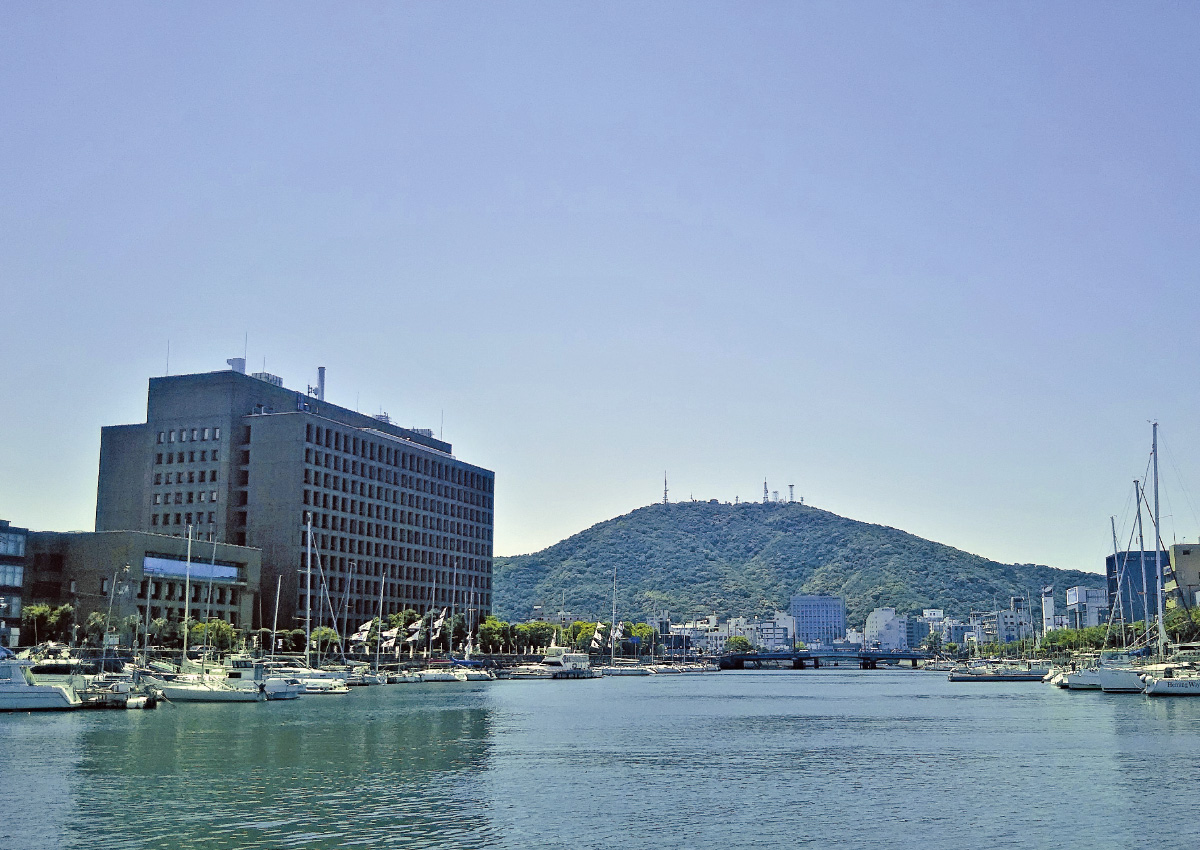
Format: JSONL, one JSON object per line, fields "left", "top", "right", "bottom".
{"left": 304, "top": 423, "right": 493, "bottom": 495}
{"left": 155, "top": 469, "right": 218, "bottom": 485}
{"left": 152, "top": 511, "right": 216, "bottom": 527}
{"left": 301, "top": 512, "right": 490, "bottom": 556}
{"left": 301, "top": 493, "right": 490, "bottom": 540}
{"left": 157, "top": 426, "right": 221, "bottom": 444}
{"left": 155, "top": 450, "right": 220, "bottom": 465}
{"left": 302, "top": 470, "right": 492, "bottom": 528}
{"left": 137, "top": 604, "right": 240, "bottom": 628}
{"left": 303, "top": 448, "right": 493, "bottom": 511}
{"left": 153, "top": 491, "right": 219, "bottom": 505}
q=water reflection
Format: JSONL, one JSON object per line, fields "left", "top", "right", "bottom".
{"left": 62, "top": 686, "right": 496, "bottom": 850}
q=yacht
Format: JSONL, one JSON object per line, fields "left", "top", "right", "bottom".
{"left": 1142, "top": 665, "right": 1200, "bottom": 696}
{"left": 0, "top": 659, "right": 83, "bottom": 711}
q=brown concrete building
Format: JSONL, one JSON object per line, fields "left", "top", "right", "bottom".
{"left": 24, "top": 530, "right": 261, "bottom": 633}
{"left": 94, "top": 362, "right": 495, "bottom": 633}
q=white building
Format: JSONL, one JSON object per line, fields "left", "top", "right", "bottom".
{"left": 864, "top": 607, "right": 908, "bottom": 651}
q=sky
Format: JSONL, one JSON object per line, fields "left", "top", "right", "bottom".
{"left": 3, "top": 4, "right": 1199, "bottom": 573}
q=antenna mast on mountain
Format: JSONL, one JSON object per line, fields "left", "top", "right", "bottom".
{"left": 763, "top": 479, "right": 769, "bottom": 504}
{"left": 789, "top": 484, "right": 794, "bottom": 503}
{"left": 663, "top": 471, "right": 669, "bottom": 505}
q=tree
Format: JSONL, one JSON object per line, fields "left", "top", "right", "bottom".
{"left": 922, "top": 632, "right": 943, "bottom": 654}
{"left": 21, "top": 603, "right": 52, "bottom": 645}
{"left": 723, "top": 635, "right": 753, "bottom": 654}
{"left": 310, "top": 626, "right": 340, "bottom": 659}
{"left": 478, "top": 616, "right": 511, "bottom": 652}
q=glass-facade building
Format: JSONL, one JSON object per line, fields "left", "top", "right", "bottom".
{"left": 789, "top": 594, "right": 846, "bottom": 646}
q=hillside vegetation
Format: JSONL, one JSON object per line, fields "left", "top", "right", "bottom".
{"left": 493, "top": 501, "right": 1105, "bottom": 626}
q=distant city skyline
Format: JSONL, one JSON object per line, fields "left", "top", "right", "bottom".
{"left": 3, "top": 5, "right": 1200, "bottom": 573}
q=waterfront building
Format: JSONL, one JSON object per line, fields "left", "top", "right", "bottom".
{"left": 0, "top": 520, "right": 28, "bottom": 647}
{"left": 788, "top": 594, "right": 846, "bottom": 646}
{"left": 1106, "top": 551, "right": 1159, "bottom": 624}
{"left": 864, "top": 608, "right": 907, "bottom": 651}
{"left": 1066, "top": 586, "right": 1108, "bottom": 629}
{"left": 94, "top": 361, "right": 495, "bottom": 631}
{"left": 940, "top": 620, "right": 973, "bottom": 646}
{"left": 1166, "top": 544, "right": 1200, "bottom": 610}
{"left": 23, "top": 530, "right": 261, "bottom": 637}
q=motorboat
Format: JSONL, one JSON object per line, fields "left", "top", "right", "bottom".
{"left": 156, "top": 679, "right": 266, "bottom": 702}
{"left": 597, "top": 665, "right": 651, "bottom": 676}
{"left": 1143, "top": 665, "right": 1200, "bottom": 696}
{"left": 0, "top": 659, "right": 82, "bottom": 711}
{"left": 419, "top": 667, "right": 468, "bottom": 683}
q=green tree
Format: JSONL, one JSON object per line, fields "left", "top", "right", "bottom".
{"left": 723, "top": 635, "right": 753, "bottom": 654}
{"left": 21, "top": 603, "right": 52, "bottom": 645}
{"left": 478, "top": 616, "right": 511, "bottom": 652}
{"left": 310, "top": 626, "right": 340, "bottom": 659}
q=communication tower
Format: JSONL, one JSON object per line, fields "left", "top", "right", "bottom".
{"left": 789, "top": 484, "right": 794, "bottom": 503}
{"left": 763, "top": 480, "right": 769, "bottom": 504}
{"left": 663, "top": 472, "right": 669, "bottom": 505}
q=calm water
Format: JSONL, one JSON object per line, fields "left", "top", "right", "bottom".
{"left": 3, "top": 670, "right": 1200, "bottom": 849}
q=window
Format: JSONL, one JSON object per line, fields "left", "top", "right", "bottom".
{"left": 191, "top": 428, "right": 198, "bottom": 441}
{"left": 210, "top": 491, "right": 218, "bottom": 502}
{"left": 198, "top": 471, "right": 206, "bottom": 483}
{"left": 187, "top": 492, "right": 194, "bottom": 504}
{"left": 154, "top": 473, "right": 162, "bottom": 485}
{"left": 187, "top": 472, "right": 195, "bottom": 483}
{"left": 176, "top": 452, "right": 183, "bottom": 463}
{"left": 186, "top": 512, "right": 193, "bottom": 525}
{"left": 180, "top": 430, "right": 188, "bottom": 443}
{"left": 213, "top": 427, "right": 221, "bottom": 440}
{"left": 101, "top": 578, "right": 109, "bottom": 593}
{"left": 153, "top": 494, "right": 161, "bottom": 505}
{"left": 200, "top": 451, "right": 207, "bottom": 462}
{"left": 207, "top": 512, "right": 215, "bottom": 523}
{"left": 157, "top": 432, "right": 165, "bottom": 444}
{"left": 202, "top": 427, "right": 210, "bottom": 441}
{"left": 188, "top": 452, "right": 195, "bottom": 463}
{"left": 152, "top": 515, "right": 159, "bottom": 525}
{"left": 156, "top": 454, "right": 164, "bottom": 465}
{"left": 168, "top": 431, "right": 175, "bottom": 442}
{"left": 199, "top": 492, "right": 206, "bottom": 502}
{"left": 212, "top": 451, "right": 219, "bottom": 462}
{"left": 175, "top": 492, "right": 183, "bottom": 504}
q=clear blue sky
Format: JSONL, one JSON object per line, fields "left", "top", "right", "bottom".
{"left": 3, "top": 4, "right": 1199, "bottom": 573}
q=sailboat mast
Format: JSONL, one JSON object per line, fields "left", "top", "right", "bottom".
{"left": 611, "top": 566, "right": 618, "bottom": 665}
{"left": 1153, "top": 423, "right": 1168, "bottom": 647}
{"left": 182, "top": 525, "right": 193, "bottom": 662}
{"left": 270, "top": 574, "right": 282, "bottom": 657}
{"left": 1110, "top": 516, "right": 1127, "bottom": 642}
{"left": 374, "top": 569, "right": 385, "bottom": 673}
{"left": 305, "top": 513, "right": 313, "bottom": 669}
{"left": 1135, "top": 480, "right": 1151, "bottom": 633}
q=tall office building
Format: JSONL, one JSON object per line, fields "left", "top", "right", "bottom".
{"left": 788, "top": 594, "right": 846, "bottom": 646}
{"left": 96, "top": 362, "right": 495, "bottom": 632}
{"left": 1106, "top": 551, "right": 1158, "bottom": 625}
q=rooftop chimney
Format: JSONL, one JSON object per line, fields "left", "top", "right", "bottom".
{"left": 317, "top": 366, "right": 325, "bottom": 401}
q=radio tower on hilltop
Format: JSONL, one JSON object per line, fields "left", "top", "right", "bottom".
{"left": 763, "top": 479, "right": 769, "bottom": 504}
{"left": 663, "top": 471, "right": 669, "bottom": 505}
{"left": 789, "top": 484, "right": 795, "bottom": 503}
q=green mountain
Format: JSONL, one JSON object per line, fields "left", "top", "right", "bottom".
{"left": 493, "top": 501, "right": 1105, "bottom": 626}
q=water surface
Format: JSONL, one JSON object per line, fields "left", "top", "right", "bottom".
{"left": 3, "top": 670, "right": 1198, "bottom": 849}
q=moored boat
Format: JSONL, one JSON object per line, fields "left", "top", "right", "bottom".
{"left": 0, "top": 659, "right": 83, "bottom": 711}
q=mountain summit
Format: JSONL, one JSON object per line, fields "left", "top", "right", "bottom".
{"left": 493, "top": 501, "right": 1105, "bottom": 626}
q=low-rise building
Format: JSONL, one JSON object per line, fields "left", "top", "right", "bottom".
{"left": 0, "top": 519, "right": 28, "bottom": 647}
{"left": 23, "top": 530, "right": 261, "bottom": 639}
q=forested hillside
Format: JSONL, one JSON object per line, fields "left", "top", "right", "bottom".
{"left": 493, "top": 501, "right": 1105, "bottom": 626}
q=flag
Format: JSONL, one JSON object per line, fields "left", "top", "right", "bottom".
{"left": 404, "top": 632, "right": 422, "bottom": 644}
{"left": 381, "top": 628, "right": 399, "bottom": 639}
{"left": 407, "top": 620, "right": 423, "bottom": 633}
{"left": 432, "top": 609, "right": 447, "bottom": 638}
{"left": 351, "top": 621, "right": 372, "bottom": 642}
{"left": 1042, "top": 586, "right": 1054, "bottom": 595}
{"left": 382, "top": 637, "right": 396, "bottom": 650}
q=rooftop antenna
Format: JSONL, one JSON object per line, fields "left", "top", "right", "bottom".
{"left": 763, "top": 479, "right": 769, "bottom": 504}
{"left": 772, "top": 490, "right": 779, "bottom": 502}
{"left": 440, "top": 410, "right": 444, "bottom": 440}
{"left": 789, "top": 484, "right": 795, "bottom": 503}
{"left": 165, "top": 339, "right": 170, "bottom": 376}
{"left": 243, "top": 332, "right": 248, "bottom": 361}
{"left": 663, "top": 472, "right": 669, "bottom": 505}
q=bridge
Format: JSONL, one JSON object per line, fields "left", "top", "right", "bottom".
{"left": 717, "top": 649, "right": 931, "bottom": 670}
